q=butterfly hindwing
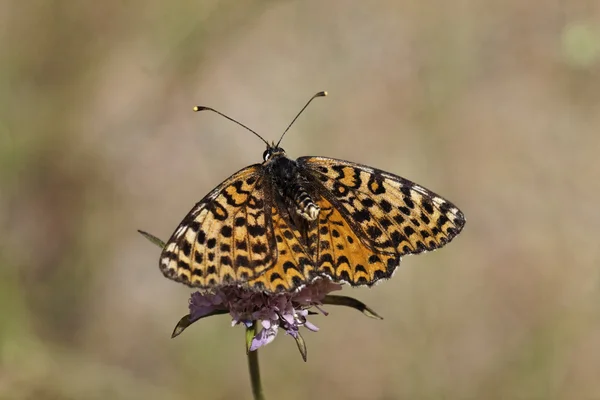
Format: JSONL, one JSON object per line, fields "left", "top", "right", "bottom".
{"left": 246, "top": 205, "right": 315, "bottom": 292}
{"left": 298, "top": 156, "right": 465, "bottom": 259}
{"left": 160, "top": 165, "right": 277, "bottom": 288}
{"left": 307, "top": 194, "right": 400, "bottom": 286}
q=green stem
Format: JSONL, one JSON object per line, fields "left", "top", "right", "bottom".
{"left": 247, "top": 345, "right": 265, "bottom": 400}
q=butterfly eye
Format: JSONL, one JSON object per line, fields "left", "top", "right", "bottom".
{"left": 263, "top": 149, "right": 271, "bottom": 161}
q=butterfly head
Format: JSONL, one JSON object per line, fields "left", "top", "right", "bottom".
{"left": 263, "top": 144, "right": 286, "bottom": 162}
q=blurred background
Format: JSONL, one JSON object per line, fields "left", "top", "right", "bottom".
{"left": 2, "top": 1, "right": 600, "bottom": 399}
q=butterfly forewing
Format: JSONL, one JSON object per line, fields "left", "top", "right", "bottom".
{"left": 298, "top": 157, "right": 465, "bottom": 258}
{"left": 160, "top": 165, "right": 277, "bottom": 288}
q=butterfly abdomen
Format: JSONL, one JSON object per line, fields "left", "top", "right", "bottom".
{"left": 268, "top": 154, "right": 320, "bottom": 221}
{"left": 294, "top": 189, "right": 320, "bottom": 220}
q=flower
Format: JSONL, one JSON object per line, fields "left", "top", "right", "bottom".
{"left": 137, "top": 229, "right": 383, "bottom": 362}
{"left": 187, "top": 279, "right": 342, "bottom": 358}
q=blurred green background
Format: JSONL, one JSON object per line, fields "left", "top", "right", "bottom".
{"left": 2, "top": 1, "right": 600, "bottom": 399}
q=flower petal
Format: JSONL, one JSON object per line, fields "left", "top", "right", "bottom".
{"left": 304, "top": 320, "right": 319, "bottom": 332}
{"left": 249, "top": 324, "right": 279, "bottom": 351}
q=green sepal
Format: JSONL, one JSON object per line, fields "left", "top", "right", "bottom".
{"left": 171, "top": 310, "right": 229, "bottom": 338}
{"left": 137, "top": 230, "right": 166, "bottom": 249}
{"left": 322, "top": 295, "right": 383, "bottom": 319}
{"left": 246, "top": 321, "right": 258, "bottom": 354}
{"left": 292, "top": 331, "right": 308, "bottom": 362}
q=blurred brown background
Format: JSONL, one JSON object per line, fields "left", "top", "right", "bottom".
{"left": 2, "top": 1, "right": 600, "bottom": 399}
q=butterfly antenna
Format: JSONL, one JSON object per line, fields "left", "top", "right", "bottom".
{"left": 193, "top": 105, "right": 270, "bottom": 147}
{"left": 276, "top": 91, "right": 327, "bottom": 147}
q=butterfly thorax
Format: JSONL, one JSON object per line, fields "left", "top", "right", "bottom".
{"left": 264, "top": 148, "right": 320, "bottom": 221}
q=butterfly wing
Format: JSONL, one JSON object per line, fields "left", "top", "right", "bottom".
{"left": 246, "top": 204, "right": 316, "bottom": 292}
{"left": 298, "top": 156, "right": 465, "bottom": 285}
{"left": 160, "top": 164, "right": 277, "bottom": 289}
{"left": 309, "top": 194, "right": 401, "bottom": 285}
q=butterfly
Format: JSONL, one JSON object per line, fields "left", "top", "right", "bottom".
{"left": 159, "top": 92, "right": 465, "bottom": 293}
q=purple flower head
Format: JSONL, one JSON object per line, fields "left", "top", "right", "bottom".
{"left": 188, "top": 278, "right": 342, "bottom": 354}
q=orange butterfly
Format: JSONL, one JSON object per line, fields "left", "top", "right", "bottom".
{"left": 160, "top": 92, "right": 465, "bottom": 293}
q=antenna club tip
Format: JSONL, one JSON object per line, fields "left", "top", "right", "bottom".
{"left": 194, "top": 106, "right": 210, "bottom": 112}
{"left": 317, "top": 91, "right": 328, "bottom": 97}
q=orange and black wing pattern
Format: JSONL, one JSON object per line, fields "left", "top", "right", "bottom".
{"left": 298, "top": 156, "right": 465, "bottom": 286}
{"left": 159, "top": 155, "right": 465, "bottom": 292}
{"left": 246, "top": 204, "right": 316, "bottom": 292}
{"left": 160, "top": 165, "right": 277, "bottom": 289}
{"left": 306, "top": 194, "right": 400, "bottom": 286}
